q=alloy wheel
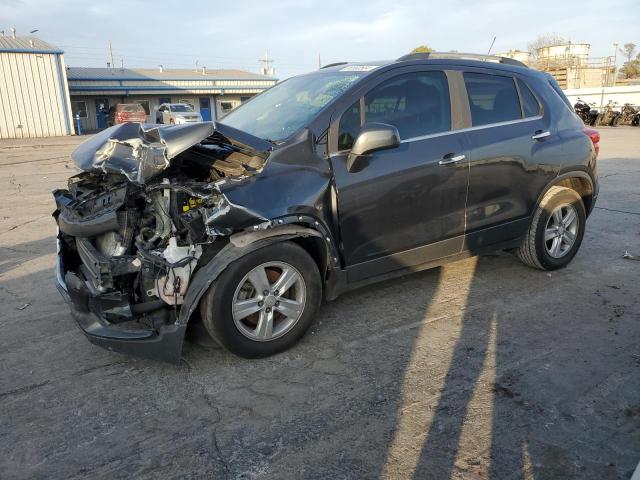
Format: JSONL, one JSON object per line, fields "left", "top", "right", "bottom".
{"left": 232, "top": 262, "right": 306, "bottom": 341}
{"left": 544, "top": 204, "right": 579, "bottom": 258}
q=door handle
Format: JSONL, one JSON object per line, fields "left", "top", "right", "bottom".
{"left": 439, "top": 154, "right": 465, "bottom": 165}
{"left": 532, "top": 130, "right": 551, "bottom": 140}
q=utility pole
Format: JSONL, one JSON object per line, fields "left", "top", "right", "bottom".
{"left": 612, "top": 42, "right": 619, "bottom": 87}
{"left": 108, "top": 40, "right": 114, "bottom": 69}
{"left": 318, "top": 52, "right": 321, "bottom": 69}
{"left": 259, "top": 51, "right": 274, "bottom": 76}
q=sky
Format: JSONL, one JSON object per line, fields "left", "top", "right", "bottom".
{"left": 1, "top": 0, "right": 638, "bottom": 79}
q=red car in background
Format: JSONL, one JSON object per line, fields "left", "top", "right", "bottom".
{"left": 109, "top": 103, "right": 147, "bottom": 125}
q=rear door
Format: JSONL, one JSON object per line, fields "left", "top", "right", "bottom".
{"left": 329, "top": 68, "right": 470, "bottom": 282}
{"left": 461, "top": 70, "right": 559, "bottom": 249}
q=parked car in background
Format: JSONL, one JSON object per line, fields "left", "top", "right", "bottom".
{"left": 109, "top": 103, "right": 147, "bottom": 125}
{"left": 156, "top": 103, "right": 203, "bottom": 124}
{"left": 54, "top": 52, "right": 599, "bottom": 363}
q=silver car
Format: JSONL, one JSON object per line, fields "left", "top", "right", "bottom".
{"left": 156, "top": 103, "right": 203, "bottom": 124}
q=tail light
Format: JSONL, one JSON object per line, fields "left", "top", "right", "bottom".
{"left": 582, "top": 127, "right": 600, "bottom": 158}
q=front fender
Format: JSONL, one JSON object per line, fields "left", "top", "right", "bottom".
{"left": 179, "top": 219, "right": 338, "bottom": 326}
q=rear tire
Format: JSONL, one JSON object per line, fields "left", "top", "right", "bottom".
{"left": 199, "top": 241, "right": 322, "bottom": 358}
{"left": 516, "top": 186, "right": 586, "bottom": 270}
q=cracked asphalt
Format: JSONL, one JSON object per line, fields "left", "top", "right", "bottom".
{"left": 0, "top": 128, "right": 639, "bottom": 480}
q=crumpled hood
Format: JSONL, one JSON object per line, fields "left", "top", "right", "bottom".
{"left": 71, "top": 122, "right": 273, "bottom": 185}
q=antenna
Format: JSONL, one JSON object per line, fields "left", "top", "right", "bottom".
{"left": 108, "top": 40, "right": 114, "bottom": 68}
{"left": 488, "top": 36, "right": 497, "bottom": 54}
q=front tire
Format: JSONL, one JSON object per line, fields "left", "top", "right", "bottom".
{"left": 516, "top": 186, "right": 586, "bottom": 270}
{"left": 199, "top": 241, "right": 322, "bottom": 358}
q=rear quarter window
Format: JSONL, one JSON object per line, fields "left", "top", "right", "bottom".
{"left": 547, "top": 76, "right": 573, "bottom": 109}
{"left": 463, "top": 73, "right": 521, "bottom": 126}
{"left": 517, "top": 78, "right": 542, "bottom": 117}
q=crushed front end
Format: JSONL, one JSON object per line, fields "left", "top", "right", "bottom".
{"left": 53, "top": 122, "right": 272, "bottom": 362}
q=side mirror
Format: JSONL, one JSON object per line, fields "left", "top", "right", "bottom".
{"left": 347, "top": 123, "right": 400, "bottom": 172}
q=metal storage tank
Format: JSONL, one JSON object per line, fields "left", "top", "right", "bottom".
{"left": 0, "top": 35, "right": 74, "bottom": 139}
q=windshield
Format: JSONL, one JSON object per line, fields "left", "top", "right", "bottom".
{"left": 220, "top": 72, "right": 365, "bottom": 141}
{"left": 171, "top": 104, "right": 194, "bottom": 112}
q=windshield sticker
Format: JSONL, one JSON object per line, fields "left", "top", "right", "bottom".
{"left": 340, "top": 65, "right": 379, "bottom": 72}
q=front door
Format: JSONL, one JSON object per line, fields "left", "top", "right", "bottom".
{"left": 199, "top": 97, "right": 212, "bottom": 122}
{"left": 329, "top": 69, "right": 470, "bottom": 282}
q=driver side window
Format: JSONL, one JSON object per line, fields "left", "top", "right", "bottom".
{"left": 337, "top": 71, "right": 451, "bottom": 149}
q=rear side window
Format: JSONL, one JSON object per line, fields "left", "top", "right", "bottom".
{"left": 363, "top": 71, "right": 450, "bottom": 140}
{"left": 517, "top": 79, "right": 541, "bottom": 117}
{"left": 463, "top": 73, "right": 521, "bottom": 126}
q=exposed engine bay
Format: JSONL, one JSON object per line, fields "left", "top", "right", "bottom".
{"left": 54, "top": 122, "right": 271, "bottom": 331}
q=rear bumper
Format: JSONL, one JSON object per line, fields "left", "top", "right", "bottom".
{"left": 56, "top": 238, "right": 186, "bottom": 363}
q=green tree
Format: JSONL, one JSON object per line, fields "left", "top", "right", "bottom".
{"left": 411, "top": 45, "right": 434, "bottom": 54}
{"left": 619, "top": 54, "right": 640, "bottom": 79}
{"left": 619, "top": 43, "right": 636, "bottom": 63}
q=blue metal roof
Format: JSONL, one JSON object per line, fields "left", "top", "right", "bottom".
{"left": 66, "top": 67, "right": 277, "bottom": 82}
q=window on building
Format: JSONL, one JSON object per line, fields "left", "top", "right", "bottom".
{"left": 363, "top": 71, "right": 451, "bottom": 140}
{"left": 220, "top": 102, "right": 233, "bottom": 112}
{"left": 463, "top": 73, "right": 521, "bottom": 126}
{"left": 134, "top": 100, "right": 150, "bottom": 115}
{"left": 71, "top": 101, "right": 87, "bottom": 119}
{"left": 517, "top": 79, "right": 542, "bottom": 117}
{"left": 240, "top": 96, "right": 251, "bottom": 103}
{"left": 159, "top": 97, "right": 171, "bottom": 105}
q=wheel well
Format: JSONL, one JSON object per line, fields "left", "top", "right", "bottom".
{"left": 290, "top": 236, "right": 328, "bottom": 279}
{"left": 555, "top": 176, "right": 593, "bottom": 213}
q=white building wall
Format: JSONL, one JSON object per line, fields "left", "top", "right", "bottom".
{"left": 564, "top": 85, "right": 640, "bottom": 109}
{"left": 0, "top": 51, "right": 73, "bottom": 139}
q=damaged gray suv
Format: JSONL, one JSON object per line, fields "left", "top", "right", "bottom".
{"left": 54, "top": 52, "right": 599, "bottom": 362}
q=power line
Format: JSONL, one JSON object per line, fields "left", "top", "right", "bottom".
{"left": 57, "top": 43, "right": 312, "bottom": 67}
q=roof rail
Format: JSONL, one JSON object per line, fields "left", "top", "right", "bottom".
{"left": 396, "top": 52, "right": 528, "bottom": 68}
{"left": 320, "top": 62, "right": 349, "bottom": 69}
